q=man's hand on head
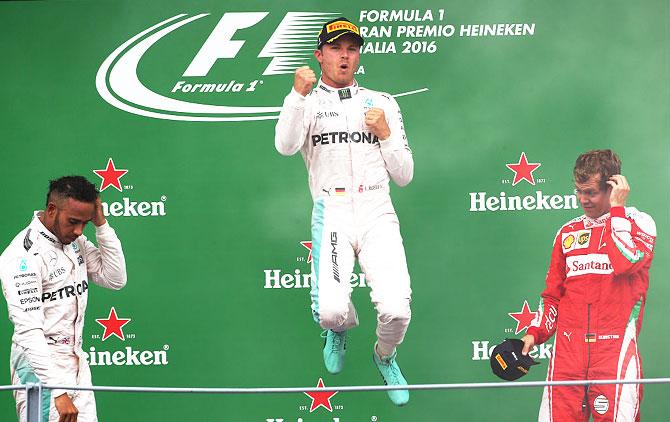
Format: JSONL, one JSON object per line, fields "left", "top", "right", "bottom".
{"left": 294, "top": 66, "right": 317, "bottom": 97}
{"left": 607, "top": 174, "right": 630, "bottom": 208}
{"left": 364, "top": 108, "right": 391, "bottom": 140}
{"left": 92, "top": 197, "right": 107, "bottom": 227}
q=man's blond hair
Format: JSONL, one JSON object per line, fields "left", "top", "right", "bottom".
{"left": 573, "top": 150, "right": 622, "bottom": 191}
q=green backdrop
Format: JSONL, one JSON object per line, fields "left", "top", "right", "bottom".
{"left": 1, "top": 0, "right": 668, "bottom": 420}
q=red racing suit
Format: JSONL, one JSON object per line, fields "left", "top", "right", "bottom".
{"left": 527, "top": 206, "right": 656, "bottom": 421}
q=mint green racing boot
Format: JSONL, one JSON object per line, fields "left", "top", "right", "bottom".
{"left": 322, "top": 329, "right": 347, "bottom": 374}
{"left": 373, "top": 350, "right": 409, "bottom": 406}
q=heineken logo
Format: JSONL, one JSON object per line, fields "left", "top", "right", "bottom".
{"left": 468, "top": 152, "right": 578, "bottom": 213}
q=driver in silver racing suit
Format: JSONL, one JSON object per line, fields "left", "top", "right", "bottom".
{"left": 274, "top": 17, "right": 414, "bottom": 407}
{"left": 0, "top": 176, "right": 127, "bottom": 421}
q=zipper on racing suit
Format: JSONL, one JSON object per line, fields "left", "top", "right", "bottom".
{"left": 582, "top": 304, "right": 591, "bottom": 413}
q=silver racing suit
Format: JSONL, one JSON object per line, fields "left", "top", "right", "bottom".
{"left": 275, "top": 79, "right": 413, "bottom": 348}
{"left": 0, "top": 212, "right": 127, "bottom": 421}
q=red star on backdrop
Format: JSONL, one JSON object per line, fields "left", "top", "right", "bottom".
{"left": 300, "top": 241, "right": 313, "bottom": 263}
{"left": 508, "top": 300, "right": 538, "bottom": 335}
{"left": 304, "top": 378, "right": 338, "bottom": 412}
{"left": 506, "top": 152, "right": 541, "bottom": 186}
{"left": 95, "top": 307, "right": 131, "bottom": 341}
{"left": 93, "top": 158, "right": 128, "bottom": 192}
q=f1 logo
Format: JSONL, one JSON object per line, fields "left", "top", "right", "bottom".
{"left": 184, "top": 12, "right": 268, "bottom": 77}
{"left": 97, "top": 11, "right": 337, "bottom": 121}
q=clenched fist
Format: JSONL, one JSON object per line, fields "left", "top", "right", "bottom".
{"left": 365, "top": 108, "right": 391, "bottom": 140}
{"left": 294, "top": 66, "right": 317, "bottom": 97}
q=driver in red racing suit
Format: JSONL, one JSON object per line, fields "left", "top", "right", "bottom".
{"left": 522, "top": 150, "right": 656, "bottom": 421}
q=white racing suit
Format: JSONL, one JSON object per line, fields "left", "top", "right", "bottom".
{"left": 0, "top": 212, "right": 127, "bottom": 421}
{"left": 275, "top": 80, "right": 413, "bottom": 348}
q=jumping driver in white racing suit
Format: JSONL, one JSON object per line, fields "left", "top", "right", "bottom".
{"left": 0, "top": 176, "right": 127, "bottom": 422}
{"left": 274, "top": 17, "right": 414, "bottom": 406}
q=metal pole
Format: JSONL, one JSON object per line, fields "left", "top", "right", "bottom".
{"left": 41, "top": 377, "right": 670, "bottom": 394}
{"left": 38, "top": 383, "right": 43, "bottom": 422}
{"left": 25, "top": 382, "right": 41, "bottom": 422}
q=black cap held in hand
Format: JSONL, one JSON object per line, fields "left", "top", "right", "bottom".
{"left": 490, "top": 339, "right": 540, "bottom": 381}
{"left": 317, "top": 18, "right": 364, "bottom": 49}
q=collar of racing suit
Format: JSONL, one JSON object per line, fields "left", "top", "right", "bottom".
{"left": 583, "top": 210, "right": 613, "bottom": 229}
{"left": 316, "top": 79, "right": 359, "bottom": 98}
{"left": 31, "top": 210, "right": 63, "bottom": 247}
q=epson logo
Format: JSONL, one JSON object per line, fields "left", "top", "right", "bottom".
{"left": 20, "top": 297, "right": 40, "bottom": 305}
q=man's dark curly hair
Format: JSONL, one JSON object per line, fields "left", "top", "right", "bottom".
{"left": 574, "top": 150, "right": 622, "bottom": 191}
{"left": 45, "top": 176, "right": 98, "bottom": 206}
